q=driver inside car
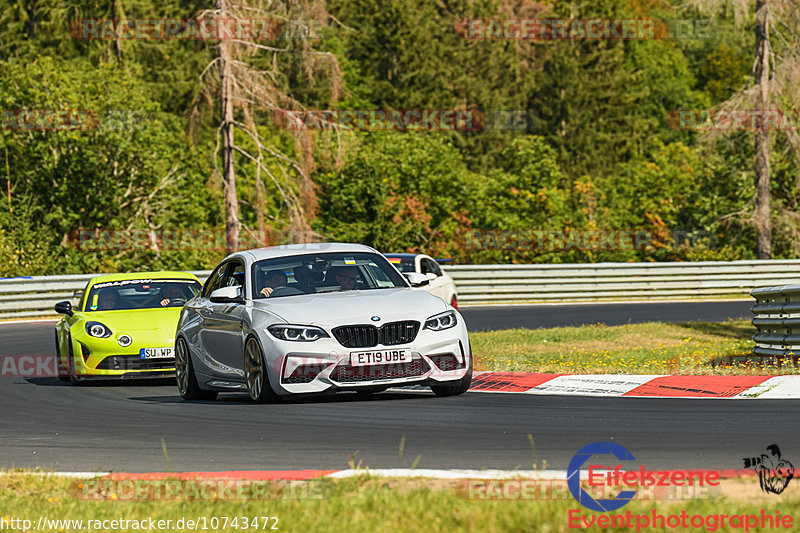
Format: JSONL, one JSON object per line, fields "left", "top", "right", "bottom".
{"left": 259, "top": 270, "right": 288, "bottom": 298}
{"left": 159, "top": 284, "right": 186, "bottom": 307}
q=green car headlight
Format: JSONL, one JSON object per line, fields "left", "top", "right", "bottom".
{"left": 85, "top": 321, "right": 112, "bottom": 338}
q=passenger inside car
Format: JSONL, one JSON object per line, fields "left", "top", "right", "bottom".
{"left": 292, "top": 265, "right": 322, "bottom": 293}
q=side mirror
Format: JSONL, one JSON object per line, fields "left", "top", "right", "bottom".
{"left": 55, "top": 300, "right": 73, "bottom": 316}
{"left": 210, "top": 285, "right": 244, "bottom": 304}
{"left": 404, "top": 273, "right": 430, "bottom": 287}
{"left": 425, "top": 272, "right": 437, "bottom": 281}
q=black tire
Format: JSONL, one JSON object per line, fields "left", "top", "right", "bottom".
{"left": 67, "top": 333, "right": 81, "bottom": 386}
{"left": 430, "top": 351, "right": 473, "bottom": 397}
{"left": 244, "top": 336, "right": 279, "bottom": 404}
{"left": 55, "top": 330, "right": 69, "bottom": 382}
{"left": 175, "top": 337, "right": 218, "bottom": 401}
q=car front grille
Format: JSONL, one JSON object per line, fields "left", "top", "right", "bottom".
{"left": 332, "top": 321, "right": 420, "bottom": 348}
{"left": 95, "top": 355, "right": 174, "bottom": 371}
{"left": 429, "top": 354, "right": 464, "bottom": 371}
{"left": 329, "top": 358, "right": 430, "bottom": 383}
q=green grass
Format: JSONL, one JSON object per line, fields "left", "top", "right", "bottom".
{"left": 1, "top": 472, "right": 796, "bottom": 532}
{"left": 470, "top": 320, "right": 796, "bottom": 375}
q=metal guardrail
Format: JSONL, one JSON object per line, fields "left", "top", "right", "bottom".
{"left": 447, "top": 260, "right": 800, "bottom": 304}
{"left": 751, "top": 285, "right": 800, "bottom": 362}
{"left": 2, "top": 260, "right": 800, "bottom": 318}
{"left": 0, "top": 271, "right": 211, "bottom": 319}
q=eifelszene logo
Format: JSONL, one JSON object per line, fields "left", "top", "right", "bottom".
{"left": 567, "top": 441, "right": 720, "bottom": 512}
{"left": 568, "top": 442, "right": 637, "bottom": 512}
{"left": 744, "top": 444, "right": 795, "bottom": 495}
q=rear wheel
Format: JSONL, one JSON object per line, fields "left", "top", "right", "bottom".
{"left": 175, "top": 337, "right": 217, "bottom": 401}
{"left": 244, "top": 337, "right": 279, "bottom": 404}
{"left": 430, "top": 352, "right": 472, "bottom": 397}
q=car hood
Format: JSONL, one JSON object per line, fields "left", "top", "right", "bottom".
{"left": 79, "top": 307, "right": 182, "bottom": 332}
{"left": 252, "top": 288, "right": 448, "bottom": 327}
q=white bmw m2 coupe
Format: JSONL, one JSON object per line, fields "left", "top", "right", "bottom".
{"left": 175, "top": 243, "right": 472, "bottom": 403}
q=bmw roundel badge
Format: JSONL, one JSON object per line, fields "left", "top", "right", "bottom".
{"left": 371, "top": 316, "right": 381, "bottom": 322}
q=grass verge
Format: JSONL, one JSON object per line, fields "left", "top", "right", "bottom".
{"left": 0, "top": 472, "right": 797, "bottom": 532}
{"left": 470, "top": 320, "right": 796, "bottom": 375}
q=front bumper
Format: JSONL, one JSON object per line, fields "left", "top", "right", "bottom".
{"left": 70, "top": 337, "right": 175, "bottom": 380}
{"left": 262, "top": 325, "right": 471, "bottom": 395}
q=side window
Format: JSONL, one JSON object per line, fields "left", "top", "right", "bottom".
{"left": 220, "top": 261, "right": 245, "bottom": 289}
{"left": 203, "top": 262, "right": 227, "bottom": 297}
{"left": 421, "top": 259, "right": 441, "bottom": 277}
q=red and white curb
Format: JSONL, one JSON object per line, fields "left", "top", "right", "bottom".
{"left": 466, "top": 372, "right": 800, "bottom": 399}
{"left": 10, "top": 469, "right": 757, "bottom": 481}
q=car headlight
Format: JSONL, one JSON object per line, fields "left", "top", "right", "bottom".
{"left": 424, "top": 310, "right": 457, "bottom": 331}
{"left": 267, "top": 325, "right": 329, "bottom": 342}
{"left": 85, "top": 321, "right": 112, "bottom": 338}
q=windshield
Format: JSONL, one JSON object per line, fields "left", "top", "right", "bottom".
{"left": 84, "top": 279, "right": 202, "bottom": 312}
{"left": 252, "top": 252, "right": 408, "bottom": 299}
{"left": 385, "top": 256, "right": 416, "bottom": 273}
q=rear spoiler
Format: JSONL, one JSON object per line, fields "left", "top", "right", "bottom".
{"left": 434, "top": 258, "right": 454, "bottom": 265}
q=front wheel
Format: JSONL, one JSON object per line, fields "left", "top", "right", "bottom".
{"left": 430, "top": 354, "right": 472, "bottom": 397}
{"left": 244, "top": 337, "right": 279, "bottom": 404}
{"left": 55, "top": 330, "right": 69, "bottom": 382}
{"left": 176, "top": 337, "right": 217, "bottom": 401}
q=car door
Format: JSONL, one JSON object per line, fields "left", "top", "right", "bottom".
{"left": 419, "top": 257, "right": 448, "bottom": 300}
{"left": 191, "top": 262, "right": 228, "bottom": 377}
{"left": 203, "top": 260, "right": 248, "bottom": 380}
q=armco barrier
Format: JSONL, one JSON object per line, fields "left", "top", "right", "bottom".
{"left": 447, "top": 260, "right": 800, "bottom": 304}
{"left": 751, "top": 285, "right": 800, "bottom": 361}
{"left": 2, "top": 260, "right": 800, "bottom": 318}
{"left": 0, "top": 271, "right": 210, "bottom": 319}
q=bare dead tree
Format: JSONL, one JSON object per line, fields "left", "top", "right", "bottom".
{"left": 193, "top": 0, "right": 342, "bottom": 253}
{"left": 690, "top": 0, "right": 800, "bottom": 258}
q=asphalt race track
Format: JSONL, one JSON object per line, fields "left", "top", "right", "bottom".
{"left": 2, "top": 300, "right": 792, "bottom": 474}
{"left": 459, "top": 300, "right": 754, "bottom": 331}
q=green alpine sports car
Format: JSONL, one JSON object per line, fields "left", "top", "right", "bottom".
{"left": 54, "top": 271, "right": 202, "bottom": 383}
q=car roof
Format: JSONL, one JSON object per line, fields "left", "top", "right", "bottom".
{"left": 383, "top": 253, "right": 418, "bottom": 259}
{"left": 87, "top": 271, "right": 200, "bottom": 286}
{"left": 239, "top": 242, "right": 380, "bottom": 262}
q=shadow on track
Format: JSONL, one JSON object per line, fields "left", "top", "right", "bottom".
{"left": 129, "top": 390, "right": 434, "bottom": 405}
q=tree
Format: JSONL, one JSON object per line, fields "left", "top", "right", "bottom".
{"left": 193, "top": 0, "right": 342, "bottom": 253}
{"left": 689, "top": 0, "right": 800, "bottom": 258}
